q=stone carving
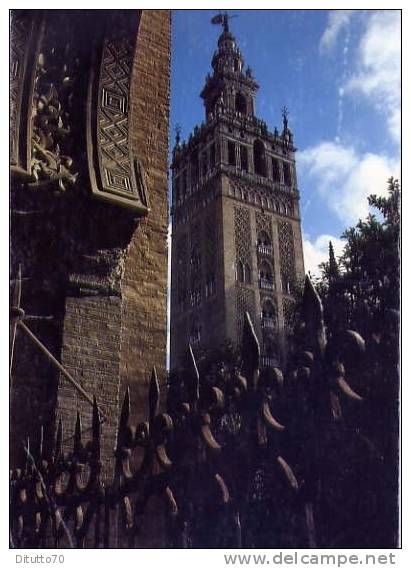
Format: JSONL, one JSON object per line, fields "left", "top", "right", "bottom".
{"left": 10, "top": 13, "right": 31, "bottom": 166}
{"left": 10, "top": 12, "right": 39, "bottom": 173}
{"left": 234, "top": 206, "right": 252, "bottom": 267}
{"left": 282, "top": 297, "right": 296, "bottom": 333}
{"left": 278, "top": 221, "right": 296, "bottom": 294}
{"left": 256, "top": 211, "right": 273, "bottom": 243}
{"left": 88, "top": 12, "right": 149, "bottom": 212}
{"left": 31, "top": 17, "right": 79, "bottom": 192}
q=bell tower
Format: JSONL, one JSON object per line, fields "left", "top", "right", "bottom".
{"left": 170, "top": 16, "right": 305, "bottom": 369}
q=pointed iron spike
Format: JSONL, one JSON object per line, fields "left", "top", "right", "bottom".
{"left": 73, "top": 411, "right": 82, "bottom": 453}
{"left": 39, "top": 425, "right": 44, "bottom": 460}
{"left": 10, "top": 264, "right": 23, "bottom": 379}
{"left": 149, "top": 367, "right": 160, "bottom": 423}
{"left": 119, "top": 387, "right": 131, "bottom": 431}
{"left": 241, "top": 311, "right": 260, "bottom": 374}
{"left": 24, "top": 437, "right": 30, "bottom": 472}
{"left": 302, "top": 276, "right": 327, "bottom": 354}
{"left": 187, "top": 344, "right": 199, "bottom": 402}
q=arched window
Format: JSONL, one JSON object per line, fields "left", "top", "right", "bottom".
{"left": 235, "top": 92, "right": 247, "bottom": 114}
{"left": 257, "top": 230, "right": 271, "bottom": 247}
{"left": 228, "top": 141, "right": 236, "bottom": 166}
{"left": 283, "top": 162, "right": 292, "bottom": 186}
{"left": 236, "top": 261, "right": 251, "bottom": 284}
{"left": 253, "top": 140, "right": 266, "bottom": 177}
{"left": 259, "top": 260, "right": 274, "bottom": 290}
{"left": 240, "top": 145, "right": 248, "bottom": 171}
{"left": 272, "top": 158, "right": 281, "bottom": 182}
{"left": 236, "top": 260, "right": 244, "bottom": 283}
{"left": 257, "top": 231, "right": 272, "bottom": 256}
{"left": 244, "top": 263, "right": 251, "bottom": 284}
{"left": 261, "top": 299, "right": 276, "bottom": 321}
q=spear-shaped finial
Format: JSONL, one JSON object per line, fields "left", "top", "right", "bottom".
{"left": 282, "top": 106, "right": 289, "bottom": 131}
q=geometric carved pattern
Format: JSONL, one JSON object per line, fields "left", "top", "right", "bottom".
{"left": 229, "top": 178, "right": 295, "bottom": 217}
{"left": 256, "top": 211, "right": 272, "bottom": 241}
{"left": 278, "top": 221, "right": 295, "bottom": 293}
{"left": 234, "top": 206, "right": 252, "bottom": 266}
{"left": 282, "top": 297, "right": 296, "bottom": 333}
{"left": 234, "top": 207, "right": 254, "bottom": 341}
{"left": 88, "top": 11, "right": 149, "bottom": 212}
{"left": 10, "top": 11, "right": 37, "bottom": 170}
{"left": 10, "top": 13, "right": 31, "bottom": 166}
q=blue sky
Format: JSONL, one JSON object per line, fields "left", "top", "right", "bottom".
{"left": 170, "top": 9, "right": 401, "bottom": 274}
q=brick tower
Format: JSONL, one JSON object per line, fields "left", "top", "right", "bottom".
{"left": 170, "top": 15, "right": 305, "bottom": 369}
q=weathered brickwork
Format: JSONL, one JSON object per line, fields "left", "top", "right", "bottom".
{"left": 120, "top": 10, "right": 170, "bottom": 423}
{"left": 10, "top": 10, "right": 171, "bottom": 477}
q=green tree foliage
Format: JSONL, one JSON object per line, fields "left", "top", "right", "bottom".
{"left": 319, "top": 177, "right": 400, "bottom": 338}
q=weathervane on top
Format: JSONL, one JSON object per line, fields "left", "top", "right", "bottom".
{"left": 282, "top": 105, "right": 289, "bottom": 131}
{"left": 211, "top": 12, "right": 237, "bottom": 32}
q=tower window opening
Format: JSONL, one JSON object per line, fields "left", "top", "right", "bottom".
{"left": 235, "top": 260, "right": 244, "bottom": 283}
{"left": 235, "top": 92, "right": 247, "bottom": 114}
{"left": 283, "top": 162, "right": 292, "bottom": 186}
{"left": 261, "top": 300, "right": 276, "bottom": 329}
{"left": 228, "top": 141, "right": 236, "bottom": 166}
{"left": 253, "top": 140, "right": 267, "bottom": 177}
{"left": 259, "top": 260, "right": 274, "bottom": 290}
{"left": 235, "top": 261, "right": 251, "bottom": 284}
{"left": 257, "top": 231, "right": 272, "bottom": 255}
{"left": 272, "top": 158, "right": 281, "bottom": 183}
{"left": 244, "top": 263, "right": 251, "bottom": 284}
{"left": 240, "top": 145, "right": 248, "bottom": 171}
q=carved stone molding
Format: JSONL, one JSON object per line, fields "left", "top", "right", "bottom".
{"left": 10, "top": 11, "right": 41, "bottom": 175}
{"left": 30, "top": 12, "right": 80, "bottom": 192}
{"left": 87, "top": 12, "right": 149, "bottom": 213}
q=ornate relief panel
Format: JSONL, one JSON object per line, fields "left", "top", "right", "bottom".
{"left": 278, "top": 221, "right": 296, "bottom": 292}
{"left": 10, "top": 11, "right": 41, "bottom": 172}
{"left": 87, "top": 12, "right": 149, "bottom": 212}
{"left": 234, "top": 206, "right": 252, "bottom": 266}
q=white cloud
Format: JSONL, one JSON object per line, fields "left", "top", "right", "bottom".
{"left": 319, "top": 10, "right": 354, "bottom": 54}
{"left": 303, "top": 234, "right": 345, "bottom": 277}
{"left": 299, "top": 141, "right": 400, "bottom": 226}
{"left": 344, "top": 11, "right": 401, "bottom": 145}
